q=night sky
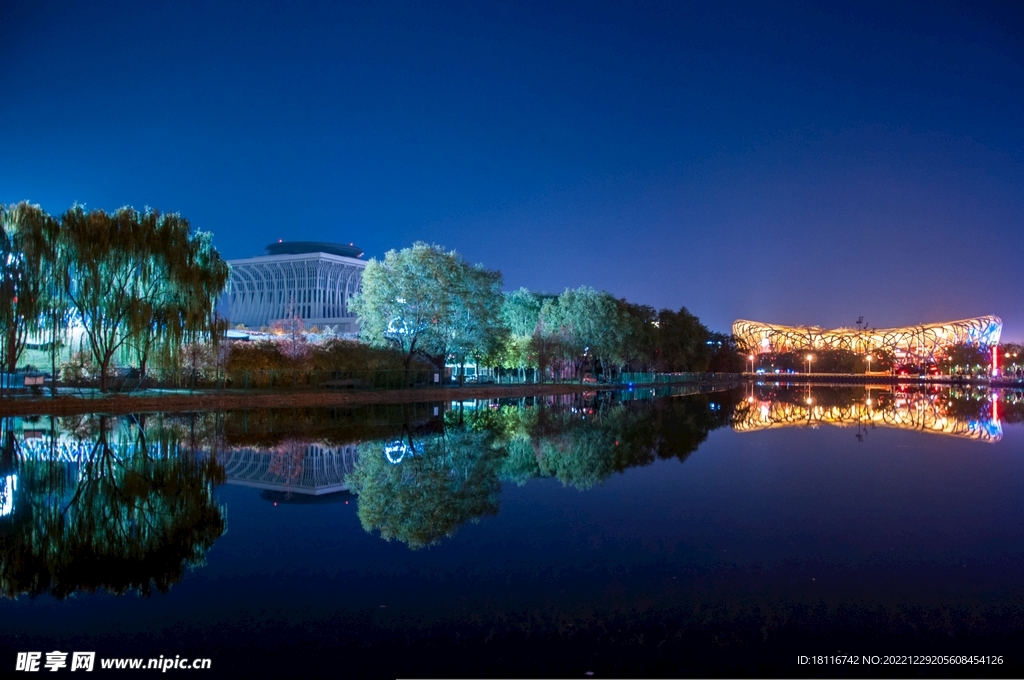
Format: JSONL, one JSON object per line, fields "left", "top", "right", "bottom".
{"left": 2, "top": 1, "right": 1022, "bottom": 338}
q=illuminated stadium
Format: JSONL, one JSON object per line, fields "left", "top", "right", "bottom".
{"left": 732, "top": 316, "right": 1002, "bottom": 364}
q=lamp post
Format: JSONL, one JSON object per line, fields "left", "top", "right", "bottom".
{"left": 806, "top": 354, "right": 814, "bottom": 375}
{"left": 748, "top": 354, "right": 755, "bottom": 374}
{"left": 865, "top": 354, "right": 873, "bottom": 375}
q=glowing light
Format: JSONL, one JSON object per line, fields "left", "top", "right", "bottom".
{"left": 383, "top": 441, "right": 416, "bottom": 464}
{"left": 0, "top": 474, "right": 15, "bottom": 517}
{"left": 734, "top": 316, "right": 1003, "bottom": 361}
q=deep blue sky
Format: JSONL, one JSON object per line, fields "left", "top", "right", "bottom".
{"left": 2, "top": 1, "right": 1022, "bottom": 337}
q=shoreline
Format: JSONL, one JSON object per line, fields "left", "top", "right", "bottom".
{"left": 745, "top": 373, "right": 1024, "bottom": 387}
{"left": 2, "top": 372, "right": 1020, "bottom": 417}
{"left": 0, "top": 380, "right": 740, "bottom": 418}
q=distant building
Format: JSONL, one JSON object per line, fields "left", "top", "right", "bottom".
{"left": 733, "top": 316, "right": 1002, "bottom": 364}
{"left": 227, "top": 241, "right": 367, "bottom": 333}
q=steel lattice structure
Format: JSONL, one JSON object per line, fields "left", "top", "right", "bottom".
{"left": 733, "top": 316, "right": 1001, "bottom": 362}
{"left": 227, "top": 245, "right": 366, "bottom": 332}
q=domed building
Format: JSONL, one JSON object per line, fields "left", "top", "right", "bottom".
{"left": 226, "top": 241, "right": 367, "bottom": 333}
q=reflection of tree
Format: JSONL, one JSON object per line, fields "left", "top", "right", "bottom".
{"left": 0, "top": 416, "right": 226, "bottom": 599}
{"left": 346, "top": 393, "right": 736, "bottom": 549}
{"left": 347, "top": 427, "right": 501, "bottom": 549}
{"left": 221, "top": 403, "right": 441, "bottom": 449}
{"left": 479, "top": 393, "right": 735, "bottom": 490}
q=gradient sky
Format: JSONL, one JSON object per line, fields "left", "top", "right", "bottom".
{"left": 2, "top": 1, "right": 1022, "bottom": 338}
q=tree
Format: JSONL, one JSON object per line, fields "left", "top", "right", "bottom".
{"left": 497, "top": 288, "right": 545, "bottom": 381}
{"left": 656, "top": 306, "right": 711, "bottom": 372}
{"left": 0, "top": 415, "right": 226, "bottom": 599}
{"left": 614, "top": 300, "right": 658, "bottom": 373}
{"left": 59, "top": 206, "right": 229, "bottom": 391}
{"left": 443, "top": 263, "right": 505, "bottom": 382}
{"left": 348, "top": 427, "right": 502, "bottom": 549}
{"left": 350, "top": 242, "right": 505, "bottom": 378}
{"left": 546, "top": 286, "right": 621, "bottom": 381}
{"left": 0, "top": 203, "right": 58, "bottom": 379}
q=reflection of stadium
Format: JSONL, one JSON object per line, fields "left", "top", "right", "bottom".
{"left": 733, "top": 316, "right": 1002, "bottom": 363}
{"left": 732, "top": 388, "right": 1002, "bottom": 442}
{"left": 220, "top": 443, "right": 359, "bottom": 495}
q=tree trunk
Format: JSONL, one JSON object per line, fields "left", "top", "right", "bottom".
{"left": 98, "top": 349, "right": 114, "bottom": 393}
{"left": 49, "top": 316, "right": 58, "bottom": 397}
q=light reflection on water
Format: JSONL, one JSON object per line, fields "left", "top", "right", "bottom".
{"left": 1, "top": 385, "right": 1023, "bottom": 676}
{"left": 734, "top": 383, "right": 1004, "bottom": 441}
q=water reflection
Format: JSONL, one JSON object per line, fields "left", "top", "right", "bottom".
{"left": 734, "top": 383, "right": 1008, "bottom": 441}
{"left": 2, "top": 384, "right": 1021, "bottom": 595}
{"left": 0, "top": 414, "right": 225, "bottom": 599}
{"left": 346, "top": 391, "right": 737, "bottom": 547}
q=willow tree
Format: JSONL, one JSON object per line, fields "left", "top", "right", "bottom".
{"left": 60, "top": 206, "right": 230, "bottom": 391}
{"left": 0, "top": 418, "right": 226, "bottom": 599}
{"left": 0, "top": 203, "right": 59, "bottom": 379}
{"left": 127, "top": 220, "right": 231, "bottom": 378}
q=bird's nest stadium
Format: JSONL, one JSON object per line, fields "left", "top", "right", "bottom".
{"left": 732, "top": 316, "right": 1002, "bottom": 363}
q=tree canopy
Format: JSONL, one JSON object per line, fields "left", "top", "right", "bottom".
{"left": 1, "top": 202, "right": 230, "bottom": 391}
{"left": 350, "top": 242, "right": 504, "bottom": 374}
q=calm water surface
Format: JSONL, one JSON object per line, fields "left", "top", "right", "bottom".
{"left": 2, "top": 384, "right": 1024, "bottom": 677}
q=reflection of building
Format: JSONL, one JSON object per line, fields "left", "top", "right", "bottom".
{"left": 733, "top": 388, "right": 1002, "bottom": 442}
{"left": 733, "top": 316, "right": 1002, "bottom": 364}
{"left": 227, "top": 241, "right": 367, "bottom": 333}
{"left": 220, "top": 443, "right": 359, "bottom": 495}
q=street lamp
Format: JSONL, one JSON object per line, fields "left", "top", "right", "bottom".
{"left": 806, "top": 354, "right": 814, "bottom": 375}
{"left": 865, "top": 354, "right": 873, "bottom": 374}
{"left": 748, "top": 354, "right": 755, "bottom": 373}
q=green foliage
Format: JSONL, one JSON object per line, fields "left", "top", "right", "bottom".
{"left": 0, "top": 203, "right": 61, "bottom": 375}
{"left": 59, "top": 205, "right": 229, "bottom": 391}
{"left": 656, "top": 307, "right": 711, "bottom": 372}
{"left": 0, "top": 417, "right": 226, "bottom": 599}
{"left": 351, "top": 242, "right": 506, "bottom": 373}
{"left": 493, "top": 289, "right": 734, "bottom": 379}
{"left": 223, "top": 337, "right": 427, "bottom": 387}
{"left": 2, "top": 202, "right": 230, "bottom": 391}
{"left": 545, "top": 286, "right": 622, "bottom": 379}
{"left": 347, "top": 428, "right": 503, "bottom": 549}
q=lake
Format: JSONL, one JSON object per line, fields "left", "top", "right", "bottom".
{"left": 2, "top": 383, "right": 1023, "bottom": 677}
